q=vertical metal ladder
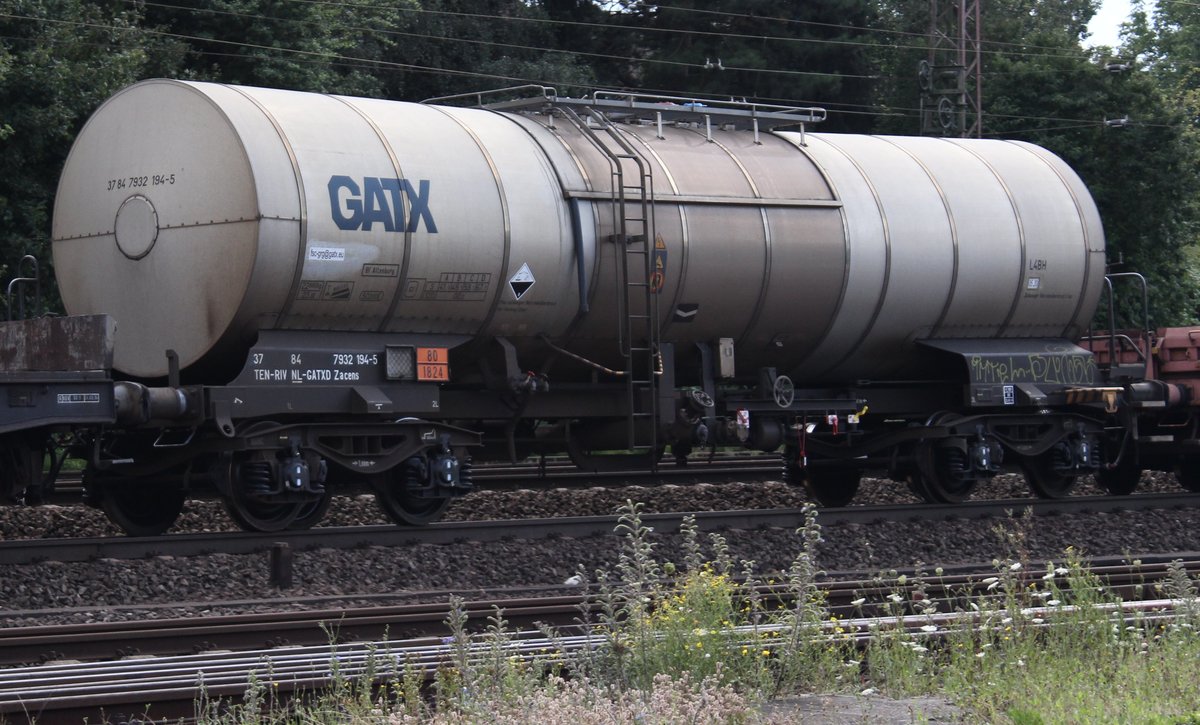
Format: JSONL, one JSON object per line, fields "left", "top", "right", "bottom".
{"left": 559, "top": 107, "right": 661, "bottom": 454}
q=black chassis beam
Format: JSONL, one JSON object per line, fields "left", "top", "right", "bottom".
{"left": 801, "top": 408, "right": 1106, "bottom": 462}
{"left": 0, "top": 371, "right": 115, "bottom": 437}
{"left": 100, "top": 418, "right": 481, "bottom": 480}
{"left": 232, "top": 419, "right": 481, "bottom": 476}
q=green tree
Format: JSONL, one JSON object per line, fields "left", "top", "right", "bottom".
{"left": 875, "top": 0, "right": 1200, "bottom": 325}
{"left": 378, "top": 0, "right": 594, "bottom": 102}
{"left": 578, "top": 1, "right": 880, "bottom": 132}
{"left": 0, "top": 0, "right": 184, "bottom": 308}
{"left": 140, "top": 0, "right": 406, "bottom": 97}
{"left": 1100, "top": 0, "right": 1200, "bottom": 323}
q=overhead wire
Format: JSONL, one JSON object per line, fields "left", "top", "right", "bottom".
{"left": 650, "top": 2, "right": 1110, "bottom": 57}
{"left": 126, "top": 0, "right": 882, "bottom": 81}
{"left": 0, "top": 10, "right": 560, "bottom": 86}
{"left": 0, "top": 7, "right": 1184, "bottom": 131}
{"left": 274, "top": 0, "right": 1127, "bottom": 63}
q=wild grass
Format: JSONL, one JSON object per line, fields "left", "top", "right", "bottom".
{"left": 194, "top": 503, "right": 1200, "bottom": 724}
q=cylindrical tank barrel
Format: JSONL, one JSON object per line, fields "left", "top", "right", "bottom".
{"left": 52, "top": 80, "right": 1105, "bottom": 380}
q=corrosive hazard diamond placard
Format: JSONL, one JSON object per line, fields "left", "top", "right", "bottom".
{"left": 508, "top": 263, "right": 536, "bottom": 300}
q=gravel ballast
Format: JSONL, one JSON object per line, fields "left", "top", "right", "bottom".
{"left": 2, "top": 472, "right": 1200, "bottom": 625}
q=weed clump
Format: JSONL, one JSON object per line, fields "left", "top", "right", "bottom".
{"left": 197, "top": 506, "right": 1200, "bottom": 724}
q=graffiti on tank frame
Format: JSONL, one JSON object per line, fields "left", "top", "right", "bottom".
{"left": 969, "top": 352, "right": 1098, "bottom": 386}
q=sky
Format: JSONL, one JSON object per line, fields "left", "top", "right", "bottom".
{"left": 1086, "top": 0, "right": 1150, "bottom": 47}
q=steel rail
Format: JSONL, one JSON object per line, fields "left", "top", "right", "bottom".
{"left": 2, "top": 591, "right": 1197, "bottom": 723}
{"left": 4, "top": 556, "right": 1200, "bottom": 667}
{"left": 2, "top": 492, "right": 1200, "bottom": 565}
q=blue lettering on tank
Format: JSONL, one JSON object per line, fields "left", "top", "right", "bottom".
{"left": 328, "top": 175, "right": 362, "bottom": 230}
{"left": 362, "top": 177, "right": 394, "bottom": 232}
{"left": 328, "top": 175, "right": 437, "bottom": 233}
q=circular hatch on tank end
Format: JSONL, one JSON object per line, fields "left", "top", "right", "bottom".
{"left": 51, "top": 79, "right": 270, "bottom": 378}
{"left": 114, "top": 195, "right": 159, "bottom": 260}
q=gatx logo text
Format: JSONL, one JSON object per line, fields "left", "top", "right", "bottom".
{"left": 328, "top": 175, "right": 438, "bottom": 233}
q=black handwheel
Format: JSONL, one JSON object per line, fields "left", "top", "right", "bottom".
{"left": 101, "top": 481, "right": 186, "bottom": 536}
{"left": 773, "top": 375, "right": 795, "bottom": 408}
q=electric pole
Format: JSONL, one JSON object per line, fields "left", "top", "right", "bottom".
{"left": 920, "top": 0, "right": 982, "bottom": 137}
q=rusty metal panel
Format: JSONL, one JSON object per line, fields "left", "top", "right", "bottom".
{"left": 0, "top": 315, "right": 114, "bottom": 372}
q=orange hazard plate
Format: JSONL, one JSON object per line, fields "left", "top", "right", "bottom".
{"left": 416, "top": 348, "right": 450, "bottom": 381}
{"left": 417, "top": 347, "right": 449, "bottom": 364}
{"left": 418, "top": 363, "right": 449, "bottom": 382}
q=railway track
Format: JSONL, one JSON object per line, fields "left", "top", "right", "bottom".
{"left": 5, "top": 553, "right": 1197, "bottom": 666}
{"left": 1, "top": 492, "right": 1198, "bottom": 566}
{"left": 2, "top": 555, "right": 1199, "bottom": 722}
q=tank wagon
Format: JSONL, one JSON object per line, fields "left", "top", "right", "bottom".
{"left": 0, "top": 79, "right": 1193, "bottom": 535}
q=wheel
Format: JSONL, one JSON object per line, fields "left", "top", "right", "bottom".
{"left": 1097, "top": 457, "right": 1141, "bottom": 496}
{"left": 224, "top": 493, "right": 303, "bottom": 532}
{"left": 908, "top": 443, "right": 978, "bottom": 504}
{"left": 222, "top": 458, "right": 302, "bottom": 533}
{"left": 801, "top": 468, "right": 861, "bottom": 507}
{"left": 905, "top": 469, "right": 938, "bottom": 504}
{"left": 1176, "top": 457, "right": 1200, "bottom": 492}
{"left": 0, "top": 436, "right": 42, "bottom": 502}
{"left": 287, "top": 487, "right": 334, "bottom": 530}
{"left": 566, "top": 431, "right": 665, "bottom": 473}
{"left": 100, "top": 481, "right": 186, "bottom": 536}
{"left": 906, "top": 468, "right": 977, "bottom": 503}
{"left": 219, "top": 452, "right": 330, "bottom": 532}
{"left": 373, "top": 477, "right": 451, "bottom": 525}
{"left": 1022, "top": 455, "right": 1076, "bottom": 498}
